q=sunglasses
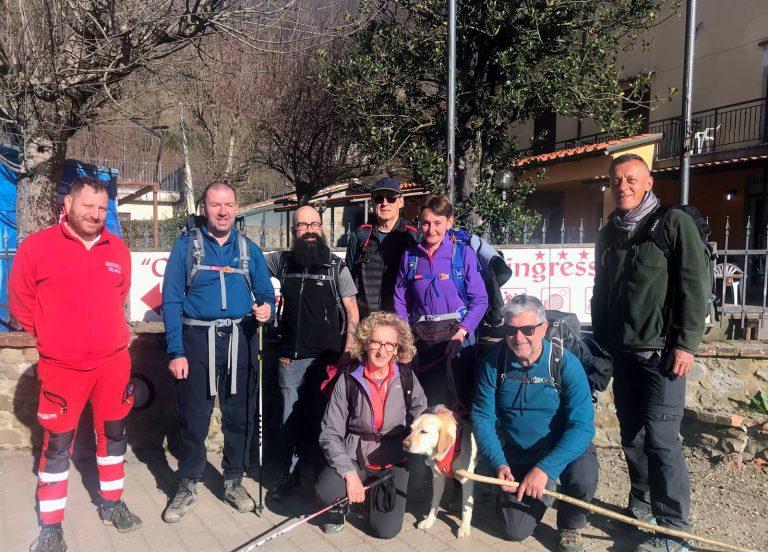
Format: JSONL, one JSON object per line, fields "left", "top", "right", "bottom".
{"left": 504, "top": 322, "right": 544, "bottom": 337}
{"left": 372, "top": 193, "right": 400, "bottom": 205}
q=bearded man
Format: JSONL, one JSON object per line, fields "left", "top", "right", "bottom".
{"left": 264, "top": 205, "right": 359, "bottom": 500}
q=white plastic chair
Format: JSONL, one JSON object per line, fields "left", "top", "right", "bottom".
{"left": 714, "top": 263, "right": 743, "bottom": 305}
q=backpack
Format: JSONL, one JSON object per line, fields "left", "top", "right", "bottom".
{"left": 273, "top": 250, "right": 347, "bottom": 337}
{"left": 405, "top": 229, "right": 512, "bottom": 324}
{"left": 640, "top": 204, "right": 717, "bottom": 327}
{"left": 181, "top": 215, "right": 253, "bottom": 298}
{"left": 495, "top": 310, "right": 612, "bottom": 402}
{"left": 344, "top": 364, "right": 416, "bottom": 428}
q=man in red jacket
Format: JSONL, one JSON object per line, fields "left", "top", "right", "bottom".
{"left": 10, "top": 176, "right": 141, "bottom": 552}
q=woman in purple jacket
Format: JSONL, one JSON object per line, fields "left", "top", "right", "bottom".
{"left": 394, "top": 194, "right": 488, "bottom": 411}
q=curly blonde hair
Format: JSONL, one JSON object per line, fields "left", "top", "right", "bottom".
{"left": 349, "top": 312, "right": 416, "bottom": 364}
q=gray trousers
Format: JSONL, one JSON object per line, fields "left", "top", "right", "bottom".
{"left": 613, "top": 350, "right": 691, "bottom": 530}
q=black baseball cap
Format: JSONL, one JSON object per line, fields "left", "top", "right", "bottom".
{"left": 371, "top": 177, "right": 402, "bottom": 195}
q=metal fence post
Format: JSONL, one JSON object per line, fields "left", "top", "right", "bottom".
{"left": 560, "top": 219, "right": 565, "bottom": 245}
{"left": 578, "top": 219, "right": 584, "bottom": 244}
{"left": 523, "top": 222, "right": 529, "bottom": 245}
{"left": 542, "top": 219, "right": 548, "bottom": 244}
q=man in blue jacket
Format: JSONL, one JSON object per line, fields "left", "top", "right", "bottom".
{"left": 161, "top": 181, "right": 275, "bottom": 523}
{"left": 472, "top": 295, "right": 597, "bottom": 552}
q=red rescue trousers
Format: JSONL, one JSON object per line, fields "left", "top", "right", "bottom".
{"left": 35, "top": 349, "right": 133, "bottom": 525}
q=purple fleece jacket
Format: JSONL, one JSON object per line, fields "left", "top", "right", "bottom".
{"left": 394, "top": 233, "right": 488, "bottom": 333}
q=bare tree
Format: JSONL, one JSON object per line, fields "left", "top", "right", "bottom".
{"left": 0, "top": 0, "right": 363, "bottom": 238}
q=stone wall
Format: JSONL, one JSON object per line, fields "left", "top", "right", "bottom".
{"left": 1, "top": 331, "right": 766, "bottom": 463}
{"left": 593, "top": 341, "right": 768, "bottom": 463}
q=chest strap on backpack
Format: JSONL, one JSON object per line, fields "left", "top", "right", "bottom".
{"left": 182, "top": 317, "right": 243, "bottom": 396}
{"left": 188, "top": 229, "right": 253, "bottom": 309}
{"left": 405, "top": 239, "right": 467, "bottom": 302}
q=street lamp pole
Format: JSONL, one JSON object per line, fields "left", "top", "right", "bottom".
{"left": 446, "top": 0, "right": 457, "bottom": 203}
{"left": 679, "top": 0, "right": 697, "bottom": 205}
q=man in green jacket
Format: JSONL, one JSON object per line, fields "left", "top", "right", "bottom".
{"left": 591, "top": 154, "right": 710, "bottom": 552}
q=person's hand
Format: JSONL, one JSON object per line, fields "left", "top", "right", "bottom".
{"left": 343, "top": 471, "right": 366, "bottom": 503}
{"left": 169, "top": 357, "right": 189, "bottom": 379}
{"left": 252, "top": 302, "right": 272, "bottom": 323}
{"left": 445, "top": 330, "right": 465, "bottom": 359}
{"left": 666, "top": 348, "right": 694, "bottom": 379}
{"left": 497, "top": 465, "right": 516, "bottom": 494}
{"left": 516, "top": 466, "right": 549, "bottom": 502}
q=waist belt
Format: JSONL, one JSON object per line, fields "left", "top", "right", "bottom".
{"left": 414, "top": 313, "right": 462, "bottom": 323}
{"left": 183, "top": 317, "right": 244, "bottom": 396}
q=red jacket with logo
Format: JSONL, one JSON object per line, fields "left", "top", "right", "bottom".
{"left": 9, "top": 223, "right": 132, "bottom": 369}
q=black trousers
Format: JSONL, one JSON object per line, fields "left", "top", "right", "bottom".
{"left": 176, "top": 324, "right": 256, "bottom": 481}
{"left": 613, "top": 350, "right": 691, "bottom": 530}
{"left": 497, "top": 445, "right": 599, "bottom": 541}
{"left": 315, "top": 463, "right": 409, "bottom": 539}
{"left": 415, "top": 339, "right": 476, "bottom": 411}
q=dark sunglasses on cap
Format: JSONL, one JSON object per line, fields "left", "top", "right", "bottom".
{"left": 504, "top": 322, "right": 544, "bottom": 337}
{"left": 372, "top": 193, "right": 401, "bottom": 204}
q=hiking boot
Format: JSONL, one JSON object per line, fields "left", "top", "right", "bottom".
{"left": 635, "top": 536, "right": 692, "bottom": 552}
{"left": 99, "top": 500, "right": 142, "bottom": 533}
{"left": 224, "top": 478, "right": 255, "bottom": 513}
{"left": 321, "top": 506, "right": 345, "bottom": 534}
{"left": 267, "top": 472, "right": 298, "bottom": 501}
{"left": 629, "top": 506, "right": 658, "bottom": 525}
{"left": 29, "top": 524, "right": 67, "bottom": 552}
{"left": 162, "top": 478, "right": 198, "bottom": 523}
{"left": 558, "top": 528, "right": 584, "bottom": 552}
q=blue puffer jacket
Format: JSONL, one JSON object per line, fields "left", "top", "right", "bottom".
{"left": 471, "top": 340, "right": 595, "bottom": 480}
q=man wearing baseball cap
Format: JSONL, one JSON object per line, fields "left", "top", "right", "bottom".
{"left": 345, "top": 177, "right": 418, "bottom": 317}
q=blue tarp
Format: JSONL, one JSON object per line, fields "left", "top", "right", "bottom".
{"left": 0, "top": 144, "right": 122, "bottom": 329}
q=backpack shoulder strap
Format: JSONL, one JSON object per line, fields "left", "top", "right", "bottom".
{"left": 642, "top": 205, "right": 675, "bottom": 258}
{"left": 239, "top": 234, "right": 253, "bottom": 295}
{"left": 400, "top": 365, "right": 415, "bottom": 426}
{"left": 451, "top": 239, "right": 468, "bottom": 305}
{"left": 406, "top": 249, "right": 419, "bottom": 280}
{"left": 495, "top": 342, "right": 506, "bottom": 393}
{"left": 356, "top": 224, "right": 374, "bottom": 262}
{"left": 345, "top": 370, "right": 362, "bottom": 421}
{"left": 186, "top": 227, "right": 206, "bottom": 292}
{"left": 548, "top": 336, "right": 565, "bottom": 396}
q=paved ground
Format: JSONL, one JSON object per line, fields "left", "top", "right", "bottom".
{"left": 0, "top": 446, "right": 743, "bottom": 552}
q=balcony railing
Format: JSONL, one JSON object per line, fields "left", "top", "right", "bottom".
{"left": 649, "top": 97, "right": 767, "bottom": 159}
{"left": 546, "top": 97, "right": 768, "bottom": 162}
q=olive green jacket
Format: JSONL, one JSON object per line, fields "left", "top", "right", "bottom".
{"left": 591, "top": 207, "right": 710, "bottom": 354}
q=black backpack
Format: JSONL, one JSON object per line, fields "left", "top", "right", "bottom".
{"left": 496, "top": 310, "right": 612, "bottom": 402}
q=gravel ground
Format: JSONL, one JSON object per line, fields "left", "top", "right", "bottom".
{"left": 594, "top": 447, "right": 768, "bottom": 551}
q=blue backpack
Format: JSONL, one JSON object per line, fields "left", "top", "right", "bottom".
{"left": 405, "top": 229, "right": 511, "bottom": 315}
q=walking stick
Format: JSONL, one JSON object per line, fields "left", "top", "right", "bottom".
{"left": 454, "top": 470, "right": 759, "bottom": 552}
{"left": 233, "top": 471, "right": 394, "bottom": 551}
{"left": 256, "top": 302, "right": 265, "bottom": 515}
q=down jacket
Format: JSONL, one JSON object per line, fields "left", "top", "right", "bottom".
{"left": 320, "top": 363, "right": 428, "bottom": 476}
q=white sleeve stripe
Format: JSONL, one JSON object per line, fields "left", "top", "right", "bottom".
{"left": 39, "top": 498, "right": 67, "bottom": 512}
{"left": 38, "top": 470, "right": 69, "bottom": 483}
{"left": 96, "top": 455, "right": 124, "bottom": 466}
{"left": 99, "top": 478, "right": 124, "bottom": 491}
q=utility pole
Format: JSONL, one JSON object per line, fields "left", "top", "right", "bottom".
{"left": 679, "top": 0, "right": 697, "bottom": 205}
{"left": 446, "top": 0, "right": 457, "bottom": 203}
{"left": 179, "top": 103, "right": 196, "bottom": 215}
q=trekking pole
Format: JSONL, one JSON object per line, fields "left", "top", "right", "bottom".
{"left": 256, "top": 301, "right": 265, "bottom": 516}
{"left": 233, "top": 471, "right": 394, "bottom": 551}
{"left": 454, "top": 470, "right": 758, "bottom": 552}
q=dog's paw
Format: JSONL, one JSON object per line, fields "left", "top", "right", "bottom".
{"left": 457, "top": 525, "right": 471, "bottom": 538}
{"left": 418, "top": 517, "right": 435, "bottom": 531}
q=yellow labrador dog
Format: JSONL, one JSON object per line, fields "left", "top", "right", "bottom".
{"left": 403, "top": 412, "right": 479, "bottom": 538}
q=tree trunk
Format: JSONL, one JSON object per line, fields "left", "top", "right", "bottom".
{"left": 456, "top": 126, "right": 484, "bottom": 228}
{"left": 16, "top": 136, "right": 66, "bottom": 241}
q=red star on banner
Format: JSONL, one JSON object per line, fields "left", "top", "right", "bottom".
{"left": 580, "top": 250, "right": 589, "bottom": 259}
{"left": 535, "top": 250, "right": 545, "bottom": 261}
{"left": 141, "top": 284, "right": 163, "bottom": 315}
{"left": 558, "top": 251, "right": 568, "bottom": 260}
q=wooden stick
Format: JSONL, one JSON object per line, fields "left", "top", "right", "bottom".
{"left": 454, "top": 469, "right": 758, "bottom": 552}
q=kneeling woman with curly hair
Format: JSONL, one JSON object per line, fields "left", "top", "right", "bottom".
{"left": 316, "top": 311, "right": 428, "bottom": 538}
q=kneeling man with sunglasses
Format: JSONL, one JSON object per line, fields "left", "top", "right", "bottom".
{"left": 472, "top": 295, "right": 598, "bottom": 552}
